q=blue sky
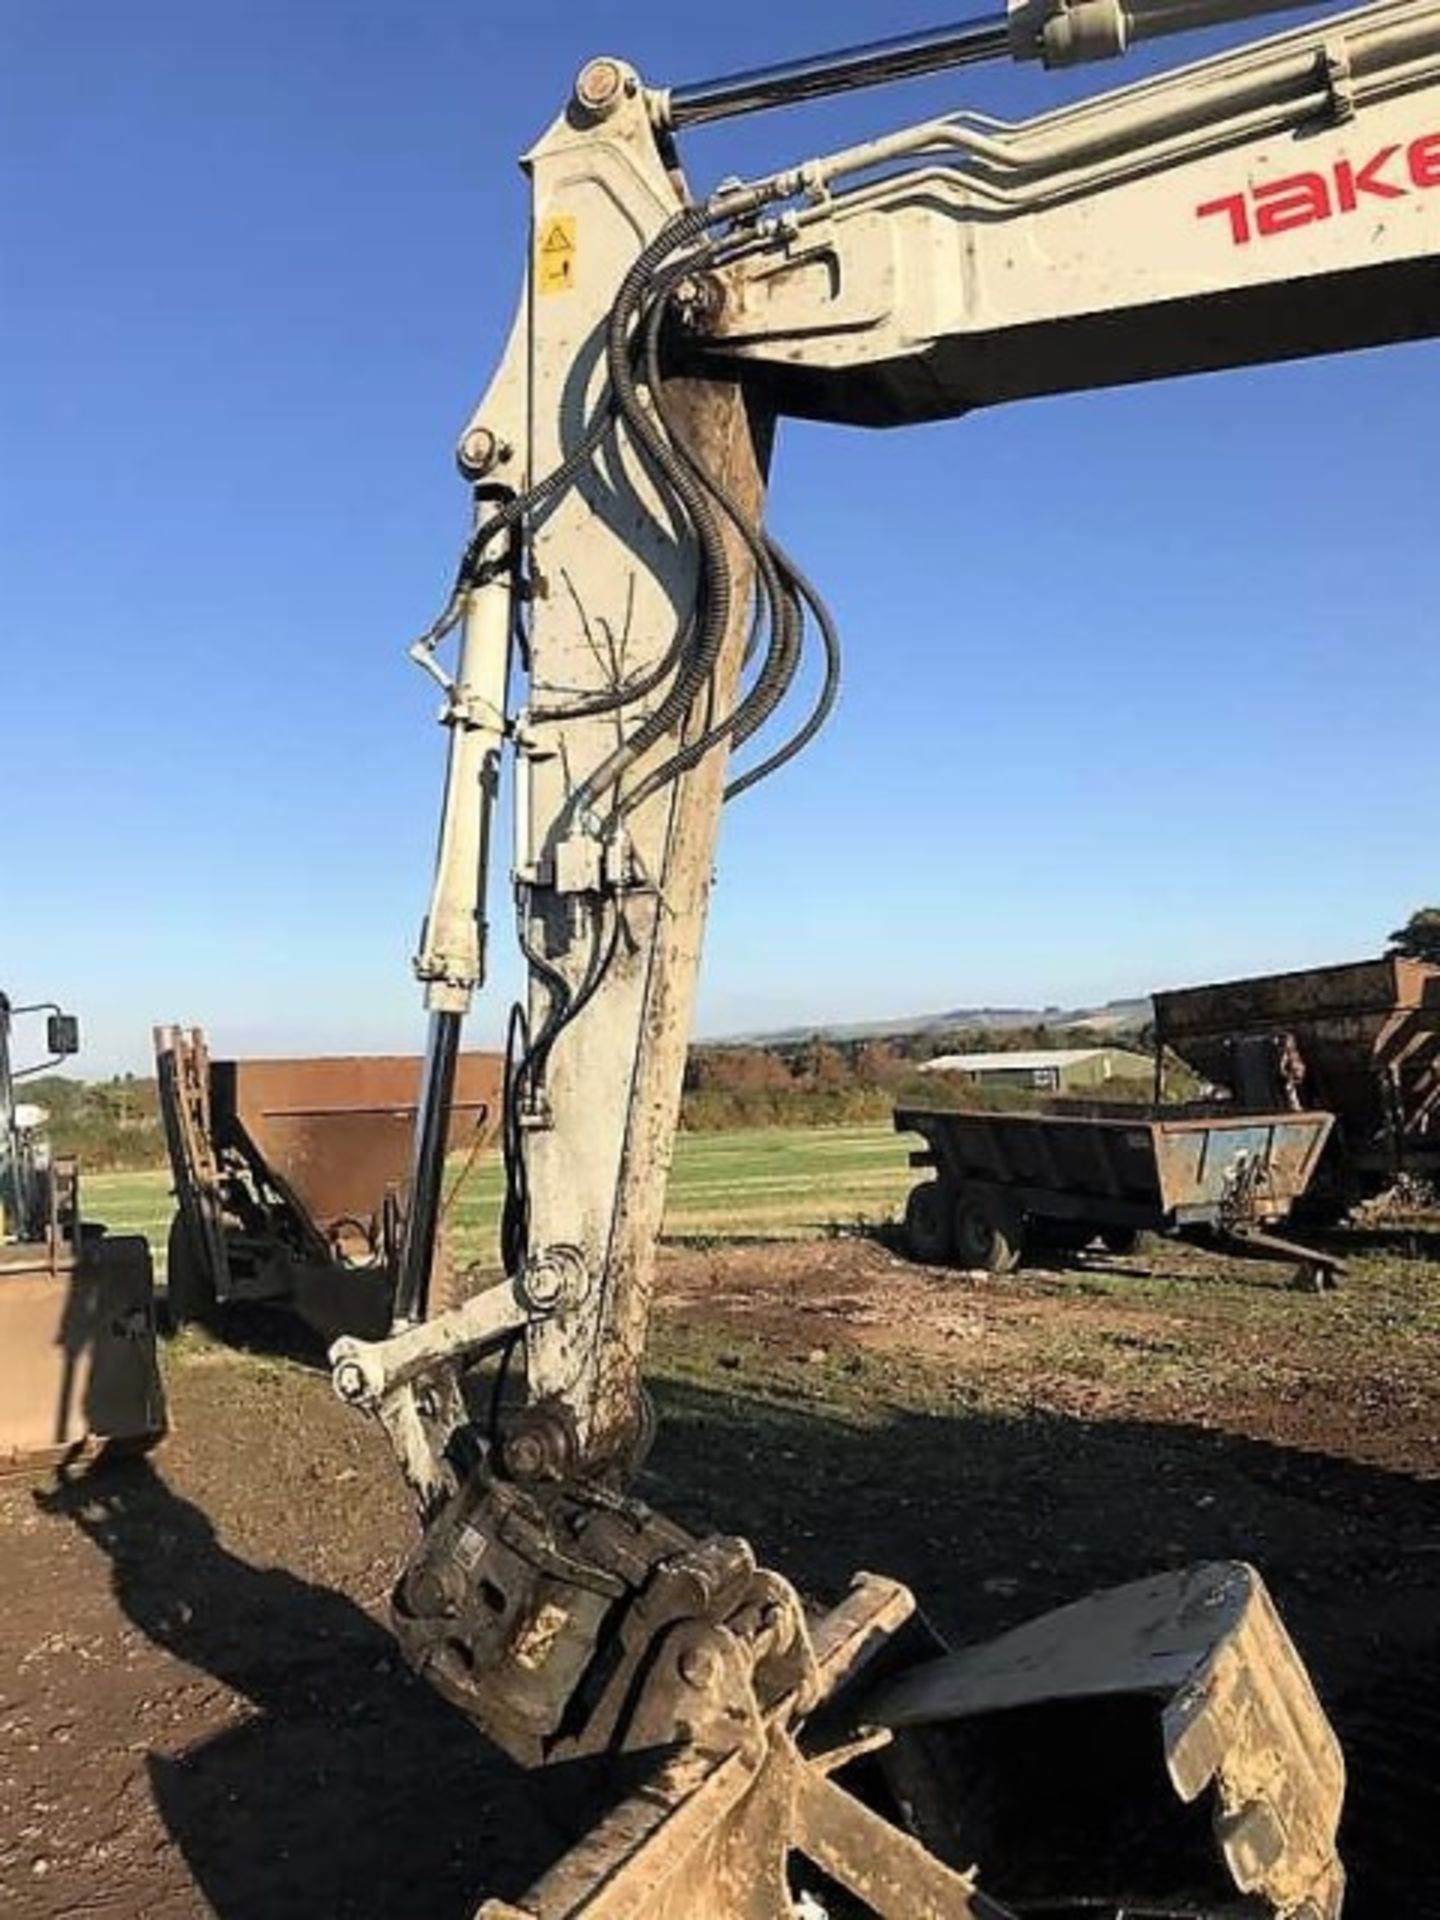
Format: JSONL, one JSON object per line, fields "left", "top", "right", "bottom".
{"left": 3, "top": 1, "right": 1434, "bottom": 1074}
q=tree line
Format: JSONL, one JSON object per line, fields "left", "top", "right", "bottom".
{"left": 25, "top": 1022, "right": 1140, "bottom": 1168}
{"left": 24, "top": 907, "right": 1437, "bottom": 1164}
{"left": 681, "top": 1026, "right": 1155, "bottom": 1131}
{"left": 19, "top": 1073, "right": 166, "bottom": 1172}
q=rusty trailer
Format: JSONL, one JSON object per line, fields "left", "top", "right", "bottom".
{"left": 155, "top": 1025, "right": 503, "bottom": 1341}
{"left": 895, "top": 1103, "right": 1339, "bottom": 1286}
{"left": 0, "top": 1217, "right": 166, "bottom": 1471}
{"left": 1153, "top": 953, "right": 1440, "bottom": 1213}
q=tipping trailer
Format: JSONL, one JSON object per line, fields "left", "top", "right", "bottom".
{"left": 1, "top": 994, "right": 166, "bottom": 1469}
{"left": 155, "top": 1026, "right": 503, "bottom": 1341}
{"left": 895, "top": 1104, "right": 1341, "bottom": 1286}
{"left": 1153, "top": 955, "right": 1440, "bottom": 1215}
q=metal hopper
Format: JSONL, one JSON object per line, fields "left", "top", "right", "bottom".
{"left": 1153, "top": 955, "right": 1440, "bottom": 1209}
{"left": 155, "top": 1025, "right": 503, "bottom": 1340}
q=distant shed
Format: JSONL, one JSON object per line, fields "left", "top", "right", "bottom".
{"left": 917, "top": 1047, "right": 1151, "bottom": 1093}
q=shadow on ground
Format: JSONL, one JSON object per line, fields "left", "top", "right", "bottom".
{"left": 843, "top": 1214, "right": 1440, "bottom": 1287}
{"left": 641, "top": 1375, "right": 1440, "bottom": 1920}
{"left": 1307, "top": 1219, "right": 1440, "bottom": 1262}
{"left": 40, "top": 1375, "right": 1440, "bottom": 1919}
{"left": 38, "top": 1459, "right": 557, "bottom": 1919}
{"left": 162, "top": 1299, "right": 332, "bottom": 1367}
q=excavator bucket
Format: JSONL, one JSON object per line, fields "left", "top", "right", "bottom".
{"left": 475, "top": 1562, "right": 1343, "bottom": 1920}
{"left": 0, "top": 1232, "right": 167, "bottom": 1471}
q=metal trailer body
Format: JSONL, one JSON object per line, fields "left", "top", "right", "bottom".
{"left": 155, "top": 1026, "right": 504, "bottom": 1340}
{"left": 1153, "top": 955, "right": 1440, "bottom": 1206}
{"left": 1, "top": 997, "right": 166, "bottom": 1470}
{"left": 0, "top": 1217, "right": 167, "bottom": 1470}
{"left": 894, "top": 1102, "right": 1338, "bottom": 1280}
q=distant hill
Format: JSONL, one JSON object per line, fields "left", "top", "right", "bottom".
{"left": 719, "top": 996, "right": 1150, "bottom": 1046}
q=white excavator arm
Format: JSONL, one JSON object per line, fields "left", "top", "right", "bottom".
{"left": 326, "top": 5, "right": 1438, "bottom": 1911}
{"left": 690, "top": 0, "right": 1439, "bottom": 414}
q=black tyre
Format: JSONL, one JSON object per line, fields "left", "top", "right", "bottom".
{"left": 903, "top": 1181, "right": 955, "bottom": 1264}
{"left": 1031, "top": 1219, "right": 1096, "bottom": 1253}
{"left": 165, "top": 1211, "right": 218, "bottom": 1328}
{"left": 1098, "top": 1226, "right": 1141, "bottom": 1256}
{"left": 953, "top": 1194, "right": 1022, "bottom": 1274}
{"left": 1292, "top": 1194, "right": 1351, "bottom": 1230}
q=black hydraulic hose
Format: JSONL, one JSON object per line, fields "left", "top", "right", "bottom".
{"left": 540, "top": 247, "right": 742, "bottom": 725}
{"left": 605, "top": 282, "right": 800, "bottom": 818}
{"left": 478, "top": 210, "right": 711, "bottom": 563}
{"left": 731, "top": 559, "right": 803, "bottom": 750}
{"left": 726, "top": 540, "right": 842, "bottom": 799}
{"left": 640, "top": 282, "right": 798, "bottom": 747}
{"left": 540, "top": 579, "right": 700, "bottom": 722}
{"left": 500, "top": 886, "right": 577, "bottom": 1273}
{"left": 449, "top": 209, "right": 730, "bottom": 1281}
{"left": 719, "top": 581, "right": 801, "bottom": 754}
{"left": 639, "top": 525, "right": 840, "bottom": 815}
{"left": 499, "top": 1001, "right": 531, "bottom": 1277}
{"left": 437, "top": 207, "right": 718, "bottom": 636}
{"left": 566, "top": 231, "right": 739, "bottom": 814}
{"left": 616, "top": 576, "right": 801, "bottom": 815}
{"left": 527, "top": 898, "right": 622, "bottom": 1092}
{"left": 454, "top": 406, "right": 615, "bottom": 596}
{"left": 513, "top": 899, "right": 574, "bottom": 1088}
{"left": 489, "top": 204, "right": 843, "bottom": 1263}
{"left": 500, "top": 898, "right": 624, "bottom": 1276}
{"left": 406, "top": 403, "right": 621, "bottom": 658}
{"left": 488, "top": 1328, "right": 523, "bottom": 1451}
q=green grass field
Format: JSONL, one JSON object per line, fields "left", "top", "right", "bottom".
{"left": 87, "top": 1122, "right": 916, "bottom": 1273}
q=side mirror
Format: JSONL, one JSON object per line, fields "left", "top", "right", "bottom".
{"left": 47, "top": 1013, "right": 80, "bottom": 1058}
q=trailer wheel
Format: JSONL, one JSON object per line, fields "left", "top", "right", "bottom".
{"left": 903, "top": 1182, "right": 954, "bottom": 1264}
{"left": 1099, "top": 1226, "right": 1141, "bottom": 1256}
{"left": 953, "top": 1196, "right": 1022, "bottom": 1275}
{"left": 1030, "top": 1219, "right": 1096, "bottom": 1253}
{"left": 165, "top": 1212, "right": 217, "bottom": 1328}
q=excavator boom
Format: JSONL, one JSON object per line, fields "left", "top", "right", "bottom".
{"left": 693, "top": 0, "right": 1440, "bottom": 418}
{"left": 325, "top": 3, "right": 1438, "bottom": 1910}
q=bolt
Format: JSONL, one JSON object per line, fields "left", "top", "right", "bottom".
{"left": 520, "top": 1244, "right": 588, "bottom": 1312}
{"left": 405, "top": 1568, "right": 452, "bottom": 1618}
{"left": 758, "top": 1599, "right": 795, "bottom": 1654}
{"left": 333, "top": 1360, "right": 369, "bottom": 1404}
{"left": 678, "top": 1644, "right": 719, "bottom": 1690}
{"left": 523, "top": 1256, "right": 561, "bottom": 1310}
{"left": 672, "top": 271, "right": 727, "bottom": 336}
{"left": 575, "top": 57, "right": 625, "bottom": 119}
{"left": 457, "top": 425, "right": 506, "bottom": 481}
{"left": 505, "top": 1432, "right": 548, "bottom": 1479}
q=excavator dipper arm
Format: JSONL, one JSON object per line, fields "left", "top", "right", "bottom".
{"left": 327, "top": 3, "right": 1438, "bottom": 1911}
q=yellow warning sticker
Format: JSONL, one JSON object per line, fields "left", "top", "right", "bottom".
{"left": 536, "top": 214, "right": 577, "bottom": 295}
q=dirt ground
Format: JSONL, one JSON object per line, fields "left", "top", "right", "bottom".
{"left": 2, "top": 1228, "right": 1437, "bottom": 1917}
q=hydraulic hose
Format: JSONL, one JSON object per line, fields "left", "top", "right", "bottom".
{"left": 451, "top": 197, "right": 846, "bottom": 1276}
{"left": 726, "top": 540, "right": 842, "bottom": 800}
{"left": 564, "top": 227, "right": 741, "bottom": 815}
